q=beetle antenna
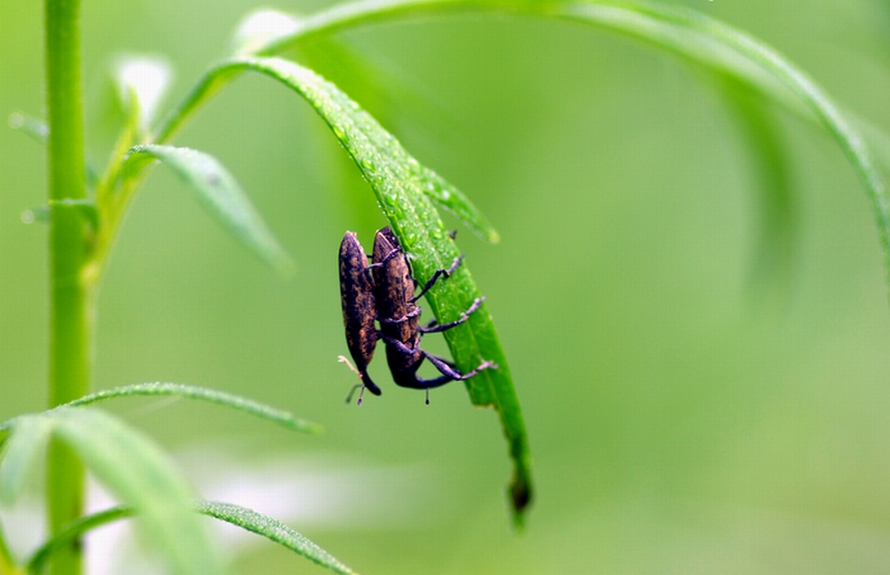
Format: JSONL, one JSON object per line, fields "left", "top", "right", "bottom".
{"left": 425, "top": 388, "right": 430, "bottom": 405}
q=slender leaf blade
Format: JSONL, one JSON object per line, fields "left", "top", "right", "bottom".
{"left": 718, "top": 76, "right": 795, "bottom": 299}
{"left": 29, "top": 501, "right": 356, "bottom": 575}
{"left": 196, "top": 501, "right": 356, "bottom": 575}
{"left": 129, "top": 144, "right": 294, "bottom": 275}
{"left": 48, "top": 408, "right": 223, "bottom": 575}
{"left": 214, "top": 56, "right": 531, "bottom": 521}
{"left": 27, "top": 506, "right": 136, "bottom": 574}
{"left": 62, "top": 382, "right": 323, "bottom": 434}
{"left": 0, "top": 416, "right": 53, "bottom": 506}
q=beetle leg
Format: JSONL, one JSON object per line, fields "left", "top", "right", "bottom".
{"left": 378, "top": 307, "right": 422, "bottom": 325}
{"left": 378, "top": 333, "right": 422, "bottom": 355}
{"left": 410, "top": 255, "right": 464, "bottom": 303}
{"left": 420, "top": 297, "right": 485, "bottom": 333}
{"left": 424, "top": 352, "right": 496, "bottom": 381}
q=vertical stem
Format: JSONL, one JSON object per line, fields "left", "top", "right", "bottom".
{"left": 44, "top": 1, "right": 91, "bottom": 574}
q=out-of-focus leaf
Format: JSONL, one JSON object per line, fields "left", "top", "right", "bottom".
{"left": 8, "top": 112, "right": 48, "bottom": 144}
{"left": 13, "top": 408, "right": 223, "bottom": 575}
{"left": 27, "top": 506, "right": 136, "bottom": 574}
{"left": 112, "top": 56, "right": 173, "bottom": 134}
{"left": 129, "top": 144, "right": 294, "bottom": 275}
{"left": 718, "top": 76, "right": 795, "bottom": 300}
{"left": 0, "top": 416, "right": 53, "bottom": 506}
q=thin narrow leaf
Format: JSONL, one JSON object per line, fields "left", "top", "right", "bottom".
{"left": 8, "top": 113, "right": 48, "bottom": 143}
{"left": 62, "top": 382, "right": 322, "bottom": 434}
{"left": 718, "top": 76, "right": 795, "bottom": 299}
{"left": 27, "top": 506, "right": 136, "bottom": 574}
{"left": 129, "top": 144, "right": 294, "bottom": 275}
{"left": 196, "top": 501, "right": 356, "bottom": 575}
{"left": 29, "top": 501, "right": 355, "bottom": 575}
{"left": 0, "top": 417, "right": 53, "bottom": 506}
{"left": 47, "top": 408, "right": 223, "bottom": 575}
{"left": 203, "top": 56, "right": 531, "bottom": 521}
{"left": 551, "top": 0, "right": 890, "bottom": 294}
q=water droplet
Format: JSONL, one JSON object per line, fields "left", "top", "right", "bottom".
{"left": 21, "top": 210, "right": 35, "bottom": 224}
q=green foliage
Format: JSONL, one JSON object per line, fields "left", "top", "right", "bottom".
{"left": 3, "top": 408, "right": 222, "bottom": 575}
{"left": 6, "top": 0, "right": 890, "bottom": 573}
{"left": 62, "top": 383, "right": 323, "bottom": 434}
{"left": 195, "top": 501, "right": 357, "bottom": 575}
{"left": 27, "top": 503, "right": 357, "bottom": 575}
{"left": 128, "top": 145, "right": 295, "bottom": 275}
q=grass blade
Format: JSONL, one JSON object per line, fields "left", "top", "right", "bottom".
{"left": 129, "top": 144, "right": 294, "bottom": 275}
{"left": 196, "top": 501, "right": 356, "bottom": 575}
{"left": 62, "top": 382, "right": 323, "bottom": 434}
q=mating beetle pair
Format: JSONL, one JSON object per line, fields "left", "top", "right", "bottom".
{"left": 339, "top": 226, "right": 495, "bottom": 404}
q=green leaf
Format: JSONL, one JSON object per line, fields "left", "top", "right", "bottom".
{"left": 27, "top": 506, "right": 136, "bottom": 574}
{"left": 129, "top": 144, "right": 295, "bottom": 275}
{"left": 0, "top": 416, "right": 53, "bottom": 506}
{"left": 202, "top": 56, "right": 529, "bottom": 522}
{"left": 718, "top": 76, "right": 795, "bottom": 300}
{"left": 196, "top": 501, "right": 357, "bottom": 575}
{"left": 8, "top": 112, "right": 48, "bottom": 144}
{"left": 11, "top": 408, "right": 223, "bottom": 575}
{"left": 62, "top": 382, "right": 323, "bottom": 434}
{"left": 28, "top": 502, "right": 356, "bottom": 575}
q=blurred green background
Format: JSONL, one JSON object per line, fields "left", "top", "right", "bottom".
{"left": 4, "top": 0, "right": 890, "bottom": 573}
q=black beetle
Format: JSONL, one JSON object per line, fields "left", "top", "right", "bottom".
{"left": 338, "top": 231, "right": 381, "bottom": 402}
{"left": 372, "top": 226, "right": 494, "bottom": 404}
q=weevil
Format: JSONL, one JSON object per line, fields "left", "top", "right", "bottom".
{"left": 339, "top": 231, "right": 381, "bottom": 403}
{"left": 372, "top": 226, "right": 495, "bottom": 404}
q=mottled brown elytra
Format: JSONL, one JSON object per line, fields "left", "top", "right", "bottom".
{"left": 338, "top": 231, "right": 381, "bottom": 404}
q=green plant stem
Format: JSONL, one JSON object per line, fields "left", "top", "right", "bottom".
{"left": 44, "top": 1, "right": 92, "bottom": 575}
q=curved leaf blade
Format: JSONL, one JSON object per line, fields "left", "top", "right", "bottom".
{"left": 196, "top": 501, "right": 356, "bottom": 575}
{"left": 47, "top": 408, "right": 223, "bottom": 575}
{"left": 129, "top": 144, "right": 295, "bottom": 275}
{"left": 211, "top": 56, "right": 531, "bottom": 522}
{"left": 0, "top": 416, "right": 53, "bottom": 506}
{"left": 28, "top": 501, "right": 356, "bottom": 575}
{"left": 27, "top": 506, "right": 136, "bottom": 574}
{"left": 62, "top": 382, "right": 323, "bottom": 434}
{"left": 718, "top": 76, "right": 795, "bottom": 299}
